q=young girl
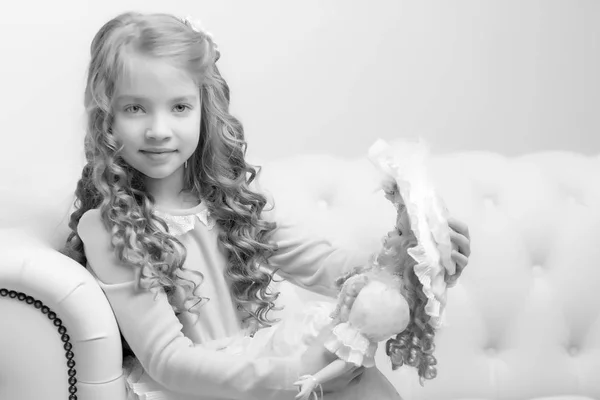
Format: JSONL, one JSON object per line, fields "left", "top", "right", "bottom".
{"left": 62, "top": 11, "right": 472, "bottom": 400}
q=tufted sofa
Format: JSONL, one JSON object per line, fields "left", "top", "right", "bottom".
{"left": 1, "top": 150, "right": 599, "bottom": 400}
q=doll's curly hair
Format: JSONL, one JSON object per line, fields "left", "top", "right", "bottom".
{"left": 385, "top": 265, "right": 438, "bottom": 384}
{"left": 61, "top": 12, "right": 279, "bottom": 326}
{"left": 383, "top": 185, "right": 439, "bottom": 384}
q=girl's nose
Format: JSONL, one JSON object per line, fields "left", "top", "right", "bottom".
{"left": 145, "top": 114, "right": 172, "bottom": 140}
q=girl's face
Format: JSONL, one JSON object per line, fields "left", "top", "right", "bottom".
{"left": 111, "top": 54, "right": 202, "bottom": 193}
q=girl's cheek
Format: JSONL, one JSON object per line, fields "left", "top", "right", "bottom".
{"left": 114, "top": 118, "right": 144, "bottom": 136}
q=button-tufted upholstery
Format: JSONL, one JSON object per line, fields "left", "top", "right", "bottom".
{"left": 258, "top": 151, "right": 600, "bottom": 400}
{"left": 1, "top": 150, "right": 599, "bottom": 400}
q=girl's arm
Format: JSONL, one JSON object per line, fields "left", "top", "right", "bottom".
{"left": 262, "top": 207, "right": 371, "bottom": 298}
{"left": 78, "top": 209, "right": 300, "bottom": 400}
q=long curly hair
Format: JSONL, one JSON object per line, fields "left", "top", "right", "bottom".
{"left": 61, "top": 11, "right": 279, "bottom": 327}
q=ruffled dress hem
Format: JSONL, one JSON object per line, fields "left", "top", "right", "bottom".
{"left": 323, "top": 322, "right": 378, "bottom": 368}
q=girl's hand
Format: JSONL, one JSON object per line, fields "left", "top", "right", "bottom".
{"left": 300, "top": 330, "right": 364, "bottom": 393}
{"left": 447, "top": 217, "right": 471, "bottom": 285}
{"left": 294, "top": 375, "right": 320, "bottom": 400}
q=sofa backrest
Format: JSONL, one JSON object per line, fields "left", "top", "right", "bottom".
{"left": 259, "top": 151, "right": 600, "bottom": 400}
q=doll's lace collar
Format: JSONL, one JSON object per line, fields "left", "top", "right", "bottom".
{"left": 153, "top": 202, "right": 216, "bottom": 236}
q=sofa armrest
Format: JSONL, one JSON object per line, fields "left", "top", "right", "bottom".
{"left": 0, "top": 228, "right": 126, "bottom": 400}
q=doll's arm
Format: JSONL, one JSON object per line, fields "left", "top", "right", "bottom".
{"left": 294, "top": 359, "right": 356, "bottom": 400}
{"left": 330, "top": 273, "right": 370, "bottom": 322}
{"left": 311, "top": 359, "right": 356, "bottom": 386}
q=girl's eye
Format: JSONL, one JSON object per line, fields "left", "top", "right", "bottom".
{"left": 124, "top": 105, "right": 143, "bottom": 114}
{"left": 173, "top": 104, "right": 191, "bottom": 113}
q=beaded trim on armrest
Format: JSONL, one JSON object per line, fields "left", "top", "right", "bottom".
{"left": 0, "top": 288, "right": 79, "bottom": 400}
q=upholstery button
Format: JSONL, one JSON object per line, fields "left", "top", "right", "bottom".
{"left": 567, "top": 195, "right": 585, "bottom": 206}
{"left": 483, "top": 197, "right": 496, "bottom": 208}
{"left": 569, "top": 346, "right": 579, "bottom": 356}
{"left": 317, "top": 199, "right": 329, "bottom": 209}
{"left": 485, "top": 346, "right": 497, "bottom": 356}
{"left": 532, "top": 265, "right": 543, "bottom": 276}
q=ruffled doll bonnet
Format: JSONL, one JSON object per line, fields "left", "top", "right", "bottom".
{"left": 368, "top": 139, "right": 458, "bottom": 328}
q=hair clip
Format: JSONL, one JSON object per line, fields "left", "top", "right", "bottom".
{"left": 180, "top": 15, "right": 219, "bottom": 61}
{"left": 180, "top": 15, "right": 213, "bottom": 40}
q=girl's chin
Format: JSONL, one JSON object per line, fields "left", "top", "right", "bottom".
{"left": 141, "top": 166, "right": 183, "bottom": 180}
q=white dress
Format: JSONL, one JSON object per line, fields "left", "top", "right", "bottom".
{"left": 79, "top": 202, "right": 402, "bottom": 400}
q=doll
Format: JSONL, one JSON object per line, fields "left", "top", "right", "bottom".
{"left": 293, "top": 139, "right": 458, "bottom": 399}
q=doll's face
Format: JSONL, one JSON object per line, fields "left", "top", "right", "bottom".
{"left": 379, "top": 182, "right": 418, "bottom": 271}
{"left": 395, "top": 204, "right": 412, "bottom": 237}
{"left": 379, "top": 201, "right": 417, "bottom": 274}
{"left": 383, "top": 227, "right": 417, "bottom": 254}
{"left": 383, "top": 184, "right": 411, "bottom": 235}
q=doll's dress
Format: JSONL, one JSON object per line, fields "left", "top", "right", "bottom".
{"left": 214, "top": 269, "right": 410, "bottom": 366}
{"left": 322, "top": 269, "right": 410, "bottom": 368}
{"left": 212, "top": 269, "right": 408, "bottom": 399}
{"left": 215, "top": 299, "right": 403, "bottom": 400}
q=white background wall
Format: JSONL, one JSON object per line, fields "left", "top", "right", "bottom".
{"left": 0, "top": 0, "right": 598, "bottom": 234}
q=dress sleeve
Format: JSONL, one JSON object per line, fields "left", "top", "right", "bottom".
{"left": 262, "top": 206, "right": 370, "bottom": 298}
{"left": 77, "top": 209, "right": 300, "bottom": 400}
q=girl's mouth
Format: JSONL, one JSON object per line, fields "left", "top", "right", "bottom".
{"left": 140, "top": 150, "right": 177, "bottom": 160}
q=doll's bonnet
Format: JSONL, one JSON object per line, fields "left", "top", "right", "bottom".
{"left": 368, "top": 139, "right": 457, "bottom": 328}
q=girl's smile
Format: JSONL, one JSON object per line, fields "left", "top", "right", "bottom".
{"left": 140, "top": 148, "right": 178, "bottom": 162}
